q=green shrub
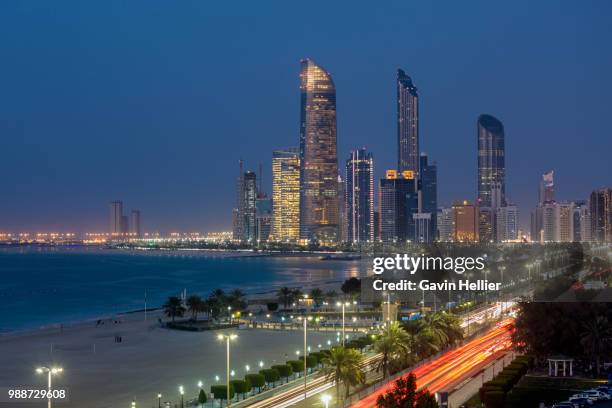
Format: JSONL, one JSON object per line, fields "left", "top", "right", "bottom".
{"left": 245, "top": 373, "right": 265, "bottom": 392}
{"left": 271, "top": 364, "right": 293, "bottom": 382}
{"left": 259, "top": 368, "right": 280, "bottom": 385}
{"left": 483, "top": 390, "right": 505, "bottom": 408}
{"left": 210, "top": 384, "right": 234, "bottom": 401}
{"left": 479, "top": 384, "right": 504, "bottom": 401}
{"left": 230, "top": 379, "right": 251, "bottom": 399}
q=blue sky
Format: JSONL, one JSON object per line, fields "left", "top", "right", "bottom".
{"left": 1, "top": 1, "right": 610, "bottom": 233}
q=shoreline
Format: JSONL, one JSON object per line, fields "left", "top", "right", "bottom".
{"left": 0, "top": 276, "right": 348, "bottom": 338}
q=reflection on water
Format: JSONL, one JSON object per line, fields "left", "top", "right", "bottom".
{"left": 0, "top": 247, "right": 372, "bottom": 331}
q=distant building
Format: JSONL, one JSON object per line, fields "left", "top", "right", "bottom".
{"left": 419, "top": 153, "right": 437, "bottom": 242}
{"left": 539, "top": 171, "right": 555, "bottom": 205}
{"left": 109, "top": 200, "right": 124, "bottom": 235}
{"left": 496, "top": 205, "right": 519, "bottom": 242}
{"left": 397, "top": 69, "right": 419, "bottom": 176}
{"left": 452, "top": 201, "right": 479, "bottom": 243}
{"left": 413, "top": 213, "right": 432, "bottom": 243}
{"left": 345, "top": 149, "right": 374, "bottom": 243}
{"left": 554, "top": 202, "right": 575, "bottom": 242}
{"left": 235, "top": 170, "right": 258, "bottom": 243}
{"left": 573, "top": 202, "right": 592, "bottom": 242}
{"left": 299, "top": 59, "right": 338, "bottom": 243}
{"left": 379, "top": 170, "right": 418, "bottom": 242}
{"left": 256, "top": 197, "right": 272, "bottom": 243}
{"left": 590, "top": 188, "right": 612, "bottom": 242}
{"left": 337, "top": 175, "right": 348, "bottom": 243}
{"left": 478, "top": 207, "right": 495, "bottom": 243}
{"left": 270, "top": 149, "right": 300, "bottom": 243}
{"left": 130, "top": 210, "right": 141, "bottom": 237}
{"left": 437, "top": 207, "right": 454, "bottom": 242}
{"left": 477, "top": 114, "right": 506, "bottom": 208}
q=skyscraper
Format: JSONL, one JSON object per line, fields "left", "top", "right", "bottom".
{"left": 397, "top": 69, "right": 419, "bottom": 175}
{"left": 419, "top": 153, "right": 437, "bottom": 241}
{"left": 539, "top": 171, "right": 555, "bottom": 204}
{"left": 242, "top": 171, "right": 258, "bottom": 243}
{"left": 256, "top": 196, "right": 272, "bottom": 243}
{"left": 437, "top": 207, "right": 454, "bottom": 242}
{"left": 109, "top": 200, "right": 123, "bottom": 235}
{"left": 299, "top": 59, "right": 338, "bottom": 242}
{"left": 452, "top": 200, "right": 479, "bottom": 243}
{"left": 270, "top": 149, "right": 300, "bottom": 243}
{"left": 379, "top": 170, "right": 417, "bottom": 243}
{"left": 337, "top": 175, "right": 348, "bottom": 243}
{"left": 345, "top": 149, "right": 374, "bottom": 243}
{"left": 130, "top": 210, "right": 141, "bottom": 237}
{"left": 590, "top": 188, "right": 612, "bottom": 242}
{"left": 496, "top": 205, "right": 519, "bottom": 242}
{"left": 477, "top": 114, "right": 506, "bottom": 208}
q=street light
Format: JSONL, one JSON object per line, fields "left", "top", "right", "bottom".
{"left": 218, "top": 333, "right": 238, "bottom": 407}
{"left": 179, "top": 386, "right": 184, "bottom": 408}
{"left": 35, "top": 366, "right": 63, "bottom": 408}
{"left": 336, "top": 301, "right": 352, "bottom": 346}
{"left": 157, "top": 393, "right": 162, "bottom": 408}
{"left": 301, "top": 316, "right": 312, "bottom": 400}
{"left": 131, "top": 401, "right": 136, "bottom": 408}
{"left": 322, "top": 394, "right": 332, "bottom": 408}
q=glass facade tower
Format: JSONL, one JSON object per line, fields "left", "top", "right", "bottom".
{"left": 397, "top": 69, "right": 419, "bottom": 175}
{"left": 477, "top": 114, "right": 506, "bottom": 207}
{"left": 299, "top": 59, "right": 338, "bottom": 242}
{"left": 345, "top": 148, "right": 374, "bottom": 243}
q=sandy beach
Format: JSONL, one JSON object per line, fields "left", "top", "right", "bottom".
{"left": 0, "top": 309, "right": 341, "bottom": 408}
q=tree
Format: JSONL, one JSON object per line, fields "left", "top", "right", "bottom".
{"left": 341, "top": 277, "right": 361, "bottom": 297}
{"left": 230, "top": 379, "right": 251, "bottom": 400}
{"left": 376, "top": 373, "right": 438, "bottom": 408}
{"left": 277, "top": 287, "right": 293, "bottom": 309}
{"left": 374, "top": 322, "right": 410, "bottom": 378}
{"left": 163, "top": 296, "right": 185, "bottom": 322}
{"left": 321, "top": 347, "right": 366, "bottom": 402}
{"left": 267, "top": 302, "right": 279, "bottom": 312}
{"left": 580, "top": 316, "right": 612, "bottom": 376}
{"left": 198, "top": 389, "right": 207, "bottom": 406}
{"left": 259, "top": 368, "right": 281, "bottom": 387}
{"left": 325, "top": 290, "right": 339, "bottom": 303}
{"left": 186, "top": 295, "right": 204, "bottom": 320}
{"left": 271, "top": 364, "right": 293, "bottom": 383}
{"left": 228, "top": 289, "right": 247, "bottom": 311}
{"left": 310, "top": 288, "right": 324, "bottom": 307}
{"left": 245, "top": 373, "right": 266, "bottom": 392}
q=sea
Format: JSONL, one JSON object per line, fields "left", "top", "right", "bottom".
{"left": 0, "top": 246, "right": 369, "bottom": 332}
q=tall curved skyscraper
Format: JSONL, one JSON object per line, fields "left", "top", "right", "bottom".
{"left": 477, "top": 114, "right": 506, "bottom": 208}
{"left": 299, "top": 59, "right": 338, "bottom": 242}
{"left": 397, "top": 69, "right": 419, "bottom": 175}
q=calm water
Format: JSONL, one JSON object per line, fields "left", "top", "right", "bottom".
{"left": 0, "top": 247, "right": 369, "bottom": 331}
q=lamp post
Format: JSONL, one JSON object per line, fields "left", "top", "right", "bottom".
{"left": 131, "top": 401, "right": 136, "bottom": 408}
{"left": 157, "top": 393, "right": 162, "bottom": 408}
{"left": 218, "top": 333, "right": 237, "bottom": 407}
{"left": 35, "top": 366, "right": 63, "bottom": 408}
{"left": 322, "top": 394, "right": 332, "bottom": 408}
{"left": 336, "top": 301, "right": 354, "bottom": 346}
{"left": 179, "top": 386, "right": 184, "bottom": 408}
{"left": 302, "top": 316, "right": 312, "bottom": 399}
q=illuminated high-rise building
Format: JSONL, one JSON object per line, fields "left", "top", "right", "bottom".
{"left": 256, "top": 196, "right": 272, "bottom": 243}
{"left": 397, "top": 69, "right": 419, "bottom": 175}
{"left": 590, "top": 188, "right": 612, "bottom": 242}
{"left": 452, "top": 200, "right": 479, "bottom": 243}
{"left": 379, "top": 170, "right": 418, "bottom": 243}
{"left": 299, "top": 59, "right": 339, "bottom": 242}
{"left": 109, "top": 200, "right": 124, "bottom": 235}
{"left": 270, "top": 149, "right": 300, "bottom": 243}
{"left": 437, "top": 207, "right": 454, "bottom": 242}
{"left": 242, "top": 171, "right": 258, "bottom": 243}
{"left": 539, "top": 171, "right": 555, "bottom": 204}
{"left": 477, "top": 114, "right": 506, "bottom": 208}
{"left": 337, "top": 175, "right": 348, "bottom": 243}
{"left": 418, "top": 153, "right": 437, "bottom": 241}
{"left": 345, "top": 149, "right": 374, "bottom": 243}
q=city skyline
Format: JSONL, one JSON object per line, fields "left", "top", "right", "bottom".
{"left": 1, "top": 2, "right": 611, "bottom": 233}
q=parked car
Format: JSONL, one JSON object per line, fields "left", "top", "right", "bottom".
{"left": 568, "top": 396, "right": 594, "bottom": 407}
{"left": 585, "top": 389, "right": 611, "bottom": 400}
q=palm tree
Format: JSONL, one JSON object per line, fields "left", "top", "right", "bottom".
{"left": 277, "top": 287, "right": 293, "bottom": 309}
{"left": 321, "top": 347, "right": 366, "bottom": 402}
{"left": 420, "top": 313, "right": 450, "bottom": 347}
{"left": 374, "top": 322, "right": 410, "bottom": 378}
{"left": 228, "top": 288, "right": 247, "bottom": 311}
{"left": 310, "top": 288, "right": 324, "bottom": 307}
{"left": 163, "top": 296, "right": 185, "bottom": 322}
{"left": 186, "top": 295, "right": 204, "bottom": 320}
{"left": 325, "top": 290, "right": 339, "bottom": 303}
{"left": 580, "top": 316, "right": 612, "bottom": 376}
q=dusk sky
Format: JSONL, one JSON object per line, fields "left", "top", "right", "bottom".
{"left": 1, "top": 1, "right": 611, "bottom": 233}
